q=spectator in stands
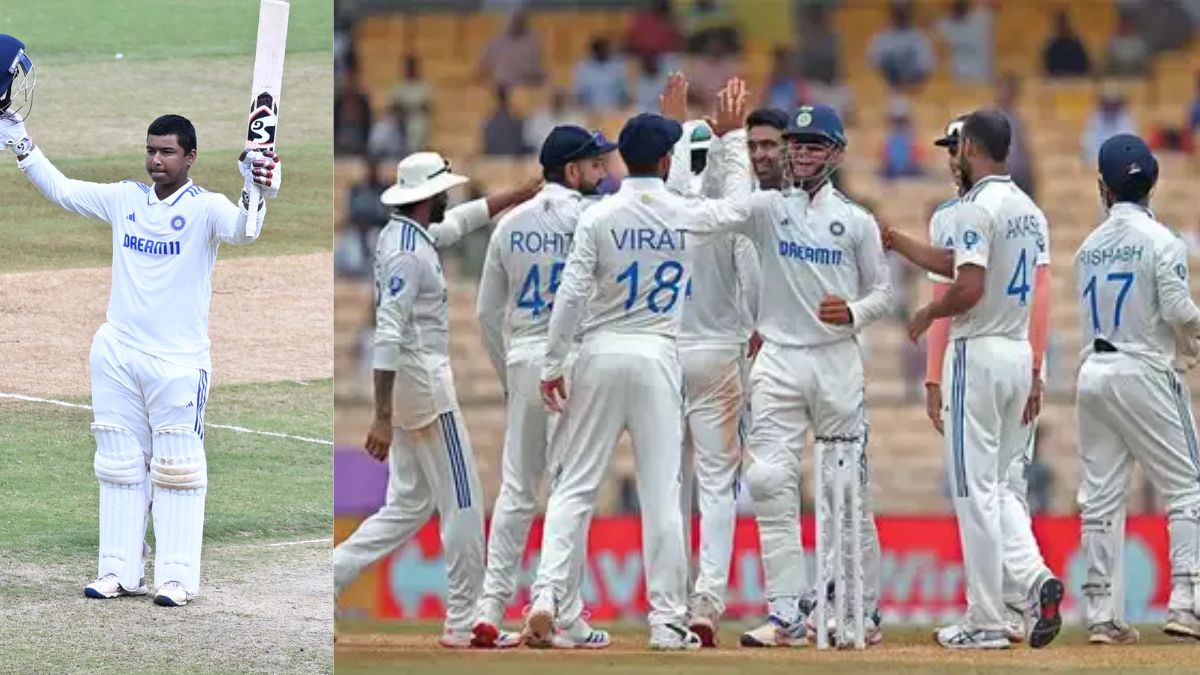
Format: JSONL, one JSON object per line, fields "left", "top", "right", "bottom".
{"left": 572, "top": 38, "right": 630, "bottom": 112}
{"left": 683, "top": 0, "right": 741, "bottom": 54}
{"left": 868, "top": 0, "right": 935, "bottom": 88}
{"left": 1136, "top": 0, "right": 1194, "bottom": 55}
{"left": 936, "top": 0, "right": 994, "bottom": 83}
{"left": 1082, "top": 85, "right": 1137, "bottom": 162}
{"left": 634, "top": 53, "right": 673, "bottom": 113}
{"left": 996, "top": 75, "right": 1037, "bottom": 198}
{"left": 366, "top": 102, "right": 407, "bottom": 163}
{"left": 480, "top": 8, "right": 545, "bottom": 88}
{"left": 879, "top": 98, "right": 924, "bottom": 179}
{"left": 1105, "top": 9, "right": 1151, "bottom": 77}
{"left": 796, "top": 4, "right": 841, "bottom": 87}
{"left": 1188, "top": 71, "right": 1200, "bottom": 133}
{"left": 338, "top": 160, "right": 390, "bottom": 279}
{"left": 334, "top": 67, "right": 372, "bottom": 156}
{"left": 389, "top": 55, "right": 431, "bottom": 152}
{"left": 482, "top": 86, "right": 529, "bottom": 156}
{"left": 525, "top": 87, "right": 587, "bottom": 152}
{"left": 624, "top": 0, "right": 683, "bottom": 61}
{"left": 1042, "top": 10, "right": 1092, "bottom": 78}
{"left": 689, "top": 33, "right": 742, "bottom": 109}
{"left": 765, "top": 47, "right": 799, "bottom": 111}
{"left": 334, "top": 18, "right": 353, "bottom": 81}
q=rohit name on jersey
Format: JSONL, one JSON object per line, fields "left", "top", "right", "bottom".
{"left": 123, "top": 233, "right": 181, "bottom": 256}
{"left": 510, "top": 230, "right": 572, "bottom": 254}
{"left": 1077, "top": 244, "right": 1144, "bottom": 267}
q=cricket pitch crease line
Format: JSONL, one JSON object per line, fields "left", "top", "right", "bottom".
{"left": 266, "top": 538, "right": 330, "bottom": 547}
{"left": 0, "top": 392, "right": 333, "bottom": 446}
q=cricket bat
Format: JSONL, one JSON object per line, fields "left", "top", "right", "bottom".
{"left": 244, "top": 0, "right": 290, "bottom": 234}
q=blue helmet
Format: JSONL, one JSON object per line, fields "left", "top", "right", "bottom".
{"left": 783, "top": 104, "right": 847, "bottom": 148}
{"left": 0, "top": 34, "right": 35, "bottom": 115}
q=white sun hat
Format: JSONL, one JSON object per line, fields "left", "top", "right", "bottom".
{"left": 380, "top": 151, "right": 469, "bottom": 206}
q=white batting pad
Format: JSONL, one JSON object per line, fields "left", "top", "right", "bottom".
{"left": 151, "top": 427, "right": 207, "bottom": 596}
{"left": 93, "top": 424, "right": 149, "bottom": 589}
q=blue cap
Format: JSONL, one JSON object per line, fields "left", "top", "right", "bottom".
{"left": 1098, "top": 133, "right": 1157, "bottom": 198}
{"left": 539, "top": 125, "right": 617, "bottom": 169}
{"left": 783, "top": 104, "right": 847, "bottom": 148}
{"left": 618, "top": 113, "right": 683, "bottom": 166}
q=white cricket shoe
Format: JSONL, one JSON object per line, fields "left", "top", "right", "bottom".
{"left": 649, "top": 622, "right": 702, "bottom": 651}
{"left": 1088, "top": 620, "right": 1140, "bottom": 645}
{"left": 470, "top": 621, "right": 522, "bottom": 649}
{"left": 551, "top": 616, "right": 610, "bottom": 649}
{"left": 153, "top": 581, "right": 192, "bottom": 607}
{"left": 687, "top": 594, "right": 721, "bottom": 647}
{"left": 439, "top": 629, "right": 474, "bottom": 649}
{"left": 84, "top": 574, "right": 148, "bottom": 599}
{"left": 1164, "top": 610, "right": 1200, "bottom": 640}
{"left": 523, "top": 591, "right": 556, "bottom": 648}
{"left": 933, "top": 624, "right": 1011, "bottom": 650}
{"left": 1003, "top": 602, "right": 1027, "bottom": 643}
{"left": 740, "top": 615, "right": 808, "bottom": 648}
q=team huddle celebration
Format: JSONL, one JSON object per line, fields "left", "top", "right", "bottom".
{"left": 334, "top": 52, "right": 1200, "bottom": 653}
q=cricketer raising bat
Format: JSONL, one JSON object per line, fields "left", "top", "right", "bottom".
{"left": 244, "top": 0, "right": 290, "bottom": 234}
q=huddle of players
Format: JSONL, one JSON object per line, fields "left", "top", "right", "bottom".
{"left": 338, "top": 70, "right": 1200, "bottom": 651}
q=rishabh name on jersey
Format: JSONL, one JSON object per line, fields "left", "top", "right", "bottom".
{"left": 373, "top": 216, "right": 459, "bottom": 430}
{"left": 950, "top": 175, "right": 1050, "bottom": 341}
{"left": 495, "top": 182, "right": 582, "bottom": 345}
{"left": 748, "top": 182, "right": 892, "bottom": 348}
{"left": 17, "top": 147, "right": 264, "bottom": 372}
{"left": 927, "top": 197, "right": 959, "bottom": 284}
{"left": 1073, "top": 202, "right": 1195, "bottom": 371}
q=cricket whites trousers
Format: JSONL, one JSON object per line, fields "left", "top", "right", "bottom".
{"left": 532, "top": 333, "right": 689, "bottom": 626}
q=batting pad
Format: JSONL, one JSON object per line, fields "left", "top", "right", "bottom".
{"left": 151, "top": 427, "right": 207, "bottom": 596}
{"left": 92, "top": 424, "right": 149, "bottom": 590}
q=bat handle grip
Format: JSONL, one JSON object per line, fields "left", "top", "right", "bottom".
{"left": 246, "top": 184, "right": 262, "bottom": 236}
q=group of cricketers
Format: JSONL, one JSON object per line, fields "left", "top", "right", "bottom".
{"left": 334, "top": 68, "right": 1200, "bottom": 652}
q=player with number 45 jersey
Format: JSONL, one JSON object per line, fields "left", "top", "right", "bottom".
{"left": 473, "top": 125, "right": 617, "bottom": 650}
{"left": 1074, "top": 134, "right": 1200, "bottom": 644}
{"left": 529, "top": 80, "right": 753, "bottom": 651}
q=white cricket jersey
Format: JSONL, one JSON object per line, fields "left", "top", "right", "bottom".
{"left": 1074, "top": 202, "right": 1200, "bottom": 371}
{"left": 668, "top": 126, "right": 761, "bottom": 346}
{"left": 927, "top": 197, "right": 959, "bottom": 284}
{"left": 18, "top": 147, "right": 263, "bottom": 371}
{"left": 690, "top": 181, "right": 894, "bottom": 348}
{"left": 476, "top": 183, "right": 585, "bottom": 384}
{"left": 950, "top": 175, "right": 1050, "bottom": 341}
{"left": 374, "top": 199, "right": 490, "bottom": 429}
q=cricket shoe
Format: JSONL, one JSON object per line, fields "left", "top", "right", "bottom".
{"left": 687, "top": 594, "right": 721, "bottom": 647}
{"left": 1028, "top": 576, "right": 1064, "bottom": 649}
{"left": 933, "top": 624, "right": 1011, "bottom": 650}
{"left": 523, "top": 591, "right": 556, "bottom": 648}
{"left": 1088, "top": 621, "right": 1140, "bottom": 645}
{"left": 470, "top": 621, "right": 522, "bottom": 650}
{"left": 1003, "top": 603, "right": 1027, "bottom": 643}
{"left": 1164, "top": 610, "right": 1200, "bottom": 640}
{"left": 439, "top": 629, "right": 475, "bottom": 649}
{"left": 551, "top": 615, "right": 610, "bottom": 649}
{"left": 153, "top": 581, "right": 193, "bottom": 607}
{"left": 649, "top": 622, "right": 702, "bottom": 651}
{"left": 84, "top": 574, "right": 148, "bottom": 599}
{"left": 740, "top": 614, "right": 808, "bottom": 648}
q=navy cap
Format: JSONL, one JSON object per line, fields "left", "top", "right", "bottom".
{"left": 618, "top": 113, "right": 683, "bottom": 166}
{"left": 1098, "top": 133, "right": 1158, "bottom": 198}
{"left": 783, "top": 104, "right": 847, "bottom": 148}
{"left": 538, "top": 125, "right": 617, "bottom": 169}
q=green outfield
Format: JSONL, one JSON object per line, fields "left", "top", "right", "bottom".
{"left": 335, "top": 621, "right": 1200, "bottom": 675}
{"left": 2, "top": 0, "right": 333, "bottom": 272}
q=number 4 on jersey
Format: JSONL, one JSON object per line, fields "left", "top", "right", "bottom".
{"left": 516, "top": 262, "right": 565, "bottom": 317}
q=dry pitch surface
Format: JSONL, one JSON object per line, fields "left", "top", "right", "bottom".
{"left": 334, "top": 622, "right": 1200, "bottom": 674}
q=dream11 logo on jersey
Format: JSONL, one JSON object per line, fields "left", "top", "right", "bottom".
{"left": 246, "top": 92, "right": 278, "bottom": 146}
